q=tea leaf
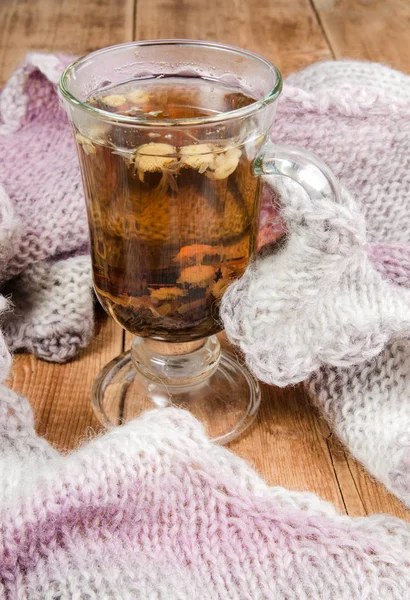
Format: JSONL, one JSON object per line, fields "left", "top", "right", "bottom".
{"left": 180, "top": 144, "right": 216, "bottom": 171}
{"left": 131, "top": 143, "right": 177, "bottom": 182}
{"left": 102, "top": 94, "right": 127, "bottom": 108}
{"left": 177, "top": 265, "right": 217, "bottom": 286}
{"left": 149, "top": 287, "right": 187, "bottom": 302}
{"left": 75, "top": 133, "right": 96, "bottom": 156}
{"left": 174, "top": 244, "right": 222, "bottom": 264}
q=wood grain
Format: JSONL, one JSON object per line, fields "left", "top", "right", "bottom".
{"left": 311, "top": 0, "right": 410, "bottom": 71}
{"left": 2, "top": 0, "right": 410, "bottom": 521}
{"left": 0, "top": 0, "right": 134, "bottom": 85}
{"left": 328, "top": 435, "right": 410, "bottom": 520}
{"left": 231, "top": 381, "right": 347, "bottom": 509}
{"left": 7, "top": 317, "right": 121, "bottom": 450}
{"left": 344, "top": 455, "right": 410, "bottom": 520}
{"left": 134, "top": 0, "right": 333, "bottom": 76}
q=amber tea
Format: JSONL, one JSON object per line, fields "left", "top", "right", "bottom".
{"left": 75, "top": 77, "right": 265, "bottom": 342}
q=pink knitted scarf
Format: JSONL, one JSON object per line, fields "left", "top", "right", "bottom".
{"left": 1, "top": 54, "right": 410, "bottom": 598}
{"left": 0, "top": 53, "right": 93, "bottom": 365}
{"left": 1, "top": 386, "right": 409, "bottom": 598}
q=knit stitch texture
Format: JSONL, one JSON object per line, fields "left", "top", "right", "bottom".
{"left": 1, "top": 57, "right": 410, "bottom": 598}
{"left": 0, "top": 385, "right": 410, "bottom": 599}
{"left": 2, "top": 256, "right": 93, "bottom": 363}
{"left": 0, "top": 53, "right": 94, "bottom": 363}
{"left": 221, "top": 60, "right": 410, "bottom": 507}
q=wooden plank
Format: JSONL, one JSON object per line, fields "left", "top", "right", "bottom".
{"left": 0, "top": 0, "right": 133, "bottom": 448}
{"left": 7, "top": 317, "right": 122, "bottom": 450}
{"left": 134, "top": 0, "right": 333, "bottom": 76}
{"left": 328, "top": 434, "right": 410, "bottom": 520}
{"left": 344, "top": 454, "right": 410, "bottom": 520}
{"left": 230, "top": 381, "right": 347, "bottom": 509}
{"left": 0, "top": 0, "right": 134, "bottom": 85}
{"left": 326, "top": 434, "right": 366, "bottom": 516}
{"left": 311, "top": 0, "right": 410, "bottom": 72}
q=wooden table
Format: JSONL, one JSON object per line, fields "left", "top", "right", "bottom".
{"left": 1, "top": 0, "right": 410, "bottom": 521}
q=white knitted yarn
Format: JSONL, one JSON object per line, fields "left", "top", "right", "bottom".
{"left": 222, "top": 178, "right": 410, "bottom": 385}
{"left": 286, "top": 60, "right": 410, "bottom": 99}
{"left": 281, "top": 66, "right": 410, "bottom": 246}
{"left": 221, "top": 60, "right": 410, "bottom": 507}
{"left": 1, "top": 386, "right": 410, "bottom": 599}
{"left": 1, "top": 256, "right": 94, "bottom": 363}
{"left": 0, "top": 299, "right": 11, "bottom": 382}
{"left": 0, "top": 184, "right": 21, "bottom": 281}
{"left": 308, "top": 340, "right": 410, "bottom": 506}
{"left": 1, "top": 58, "right": 410, "bottom": 596}
{"left": 0, "top": 53, "right": 94, "bottom": 365}
{"left": 0, "top": 53, "right": 64, "bottom": 135}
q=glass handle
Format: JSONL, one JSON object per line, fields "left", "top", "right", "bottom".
{"left": 254, "top": 143, "right": 342, "bottom": 204}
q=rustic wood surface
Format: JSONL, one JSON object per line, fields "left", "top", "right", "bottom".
{"left": 2, "top": 0, "right": 410, "bottom": 521}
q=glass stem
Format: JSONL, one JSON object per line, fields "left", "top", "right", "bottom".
{"left": 131, "top": 336, "right": 221, "bottom": 387}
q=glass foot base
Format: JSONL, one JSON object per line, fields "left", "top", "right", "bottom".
{"left": 92, "top": 348, "right": 261, "bottom": 444}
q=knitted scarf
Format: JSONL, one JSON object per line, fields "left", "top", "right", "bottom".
{"left": 0, "top": 55, "right": 409, "bottom": 598}
{"left": 1, "top": 386, "right": 409, "bottom": 598}
{"left": 222, "top": 60, "right": 410, "bottom": 507}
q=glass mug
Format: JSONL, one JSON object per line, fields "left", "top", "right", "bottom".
{"left": 60, "top": 40, "right": 340, "bottom": 443}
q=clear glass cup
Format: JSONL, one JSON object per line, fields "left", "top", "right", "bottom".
{"left": 59, "top": 40, "right": 341, "bottom": 443}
